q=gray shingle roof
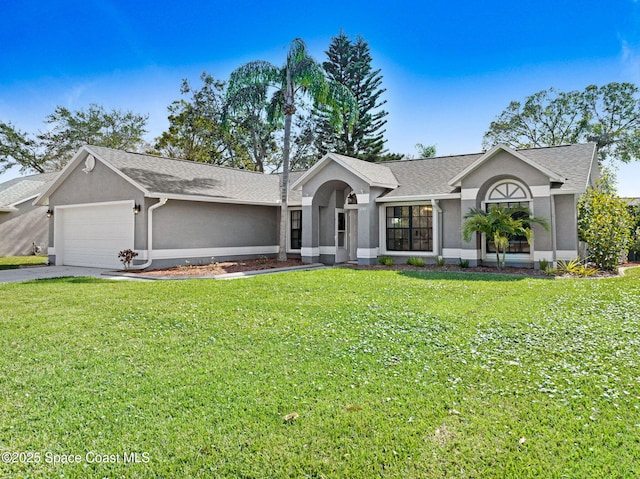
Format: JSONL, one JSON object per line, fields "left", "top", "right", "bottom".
{"left": 81, "top": 143, "right": 595, "bottom": 206}
{"left": 378, "top": 143, "right": 596, "bottom": 199}
{"left": 329, "top": 153, "right": 398, "bottom": 187}
{"left": 381, "top": 153, "right": 483, "bottom": 198}
{"left": 87, "top": 146, "right": 281, "bottom": 204}
{"left": 519, "top": 143, "right": 597, "bottom": 191}
{"left": 0, "top": 172, "right": 58, "bottom": 207}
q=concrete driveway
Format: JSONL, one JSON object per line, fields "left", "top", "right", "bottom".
{"left": 0, "top": 265, "right": 148, "bottom": 284}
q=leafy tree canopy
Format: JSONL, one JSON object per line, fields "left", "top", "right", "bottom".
{"left": 0, "top": 104, "right": 148, "bottom": 174}
{"left": 483, "top": 82, "right": 640, "bottom": 164}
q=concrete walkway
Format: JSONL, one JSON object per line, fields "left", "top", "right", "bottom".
{"left": 0, "top": 265, "right": 149, "bottom": 284}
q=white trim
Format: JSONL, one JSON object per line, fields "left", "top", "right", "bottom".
{"left": 460, "top": 249, "right": 481, "bottom": 260}
{"left": 301, "top": 247, "right": 319, "bottom": 257}
{"left": 376, "top": 193, "right": 460, "bottom": 203}
{"left": 485, "top": 179, "right": 531, "bottom": 202}
{"left": 442, "top": 248, "right": 461, "bottom": 258}
{"left": 356, "top": 247, "right": 379, "bottom": 258}
{"left": 530, "top": 185, "right": 551, "bottom": 197}
{"left": 54, "top": 199, "right": 134, "bottom": 210}
{"left": 319, "top": 246, "right": 335, "bottom": 255}
{"left": 148, "top": 192, "right": 279, "bottom": 207}
{"left": 356, "top": 193, "right": 370, "bottom": 204}
{"left": 378, "top": 201, "right": 437, "bottom": 257}
{"left": 461, "top": 188, "right": 480, "bottom": 201}
{"left": 0, "top": 206, "right": 18, "bottom": 212}
{"left": 482, "top": 253, "right": 532, "bottom": 263}
{"left": 301, "top": 196, "right": 313, "bottom": 206}
{"left": 550, "top": 189, "right": 584, "bottom": 195}
{"left": 382, "top": 251, "right": 438, "bottom": 258}
{"left": 533, "top": 250, "right": 554, "bottom": 262}
{"left": 152, "top": 245, "right": 279, "bottom": 260}
{"left": 556, "top": 250, "right": 578, "bottom": 260}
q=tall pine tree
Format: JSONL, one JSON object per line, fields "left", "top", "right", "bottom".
{"left": 315, "top": 32, "right": 389, "bottom": 162}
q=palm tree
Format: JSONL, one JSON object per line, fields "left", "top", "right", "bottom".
{"left": 462, "top": 205, "right": 549, "bottom": 269}
{"left": 228, "top": 38, "right": 356, "bottom": 261}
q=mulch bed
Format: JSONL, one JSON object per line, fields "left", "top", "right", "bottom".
{"left": 129, "top": 258, "right": 639, "bottom": 278}
{"left": 130, "top": 258, "right": 305, "bottom": 277}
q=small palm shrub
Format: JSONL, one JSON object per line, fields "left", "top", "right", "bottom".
{"left": 435, "top": 256, "right": 446, "bottom": 267}
{"left": 407, "top": 257, "right": 426, "bottom": 267}
{"left": 556, "top": 258, "right": 600, "bottom": 277}
{"left": 458, "top": 259, "right": 470, "bottom": 268}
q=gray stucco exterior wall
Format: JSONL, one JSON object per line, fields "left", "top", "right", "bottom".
{"left": 0, "top": 203, "right": 48, "bottom": 256}
{"left": 153, "top": 201, "right": 277, "bottom": 249}
{"left": 440, "top": 199, "right": 461, "bottom": 250}
{"left": 554, "top": 194, "right": 578, "bottom": 251}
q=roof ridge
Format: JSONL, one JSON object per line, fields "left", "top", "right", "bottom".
{"left": 87, "top": 145, "right": 273, "bottom": 177}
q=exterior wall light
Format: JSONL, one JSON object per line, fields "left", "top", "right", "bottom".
{"left": 133, "top": 204, "right": 141, "bottom": 215}
{"left": 46, "top": 209, "right": 54, "bottom": 218}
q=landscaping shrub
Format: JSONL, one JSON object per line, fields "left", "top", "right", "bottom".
{"left": 378, "top": 256, "right": 394, "bottom": 266}
{"left": 406, "top": 256, "right": 426, "bottom": 267}
{"left": 577, "top": 184, "right": 633, "bottom": 270}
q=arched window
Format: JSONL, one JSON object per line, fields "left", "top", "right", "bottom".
{"left": 485, "top": 180, "right": 531, "bottom": 255}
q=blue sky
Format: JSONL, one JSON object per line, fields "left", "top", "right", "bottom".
{"left": 2, "top": 0, "right": 640, "bottom": 195}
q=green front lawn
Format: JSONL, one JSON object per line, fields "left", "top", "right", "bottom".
{"left": 0, "top": 255, "right": 47, "bottom": 269}
{"left": 1, "top": 268, "right": 639, "bottom": 478}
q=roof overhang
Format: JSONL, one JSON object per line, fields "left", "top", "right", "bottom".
{"left": 290, "top": 152, "right": 398, "bottom": 191}
{"left": 376, "top": 193, "right": 461, "bottom": 203}
{"left": 0, "top": 206, "right": 18, "bottom": 213}
{"left": 147, "top": 192, "right": 280, "bottom": 207}
{"left": 447, "top": 144, "right": 565, "bottom": 187}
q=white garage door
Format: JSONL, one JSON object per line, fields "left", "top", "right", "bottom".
{"left": 58, "top": 203, "right": 134, "bottom": 268}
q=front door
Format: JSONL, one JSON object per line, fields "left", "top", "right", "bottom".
{"left": 335, "top": 209, "right": 348, "bottom": 263}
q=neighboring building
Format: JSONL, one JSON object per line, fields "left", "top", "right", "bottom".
{"left": 0, "top": 172, "right": 57, "bottom": 256}
{"left": 35, "top": 143, "right": 598, "bottom": 269}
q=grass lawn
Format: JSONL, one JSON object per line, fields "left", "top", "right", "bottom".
{"left": 1, "top": 268, "right": 639, "bottom": 478}
{"left": 0, "top": 256, "right": 47, "bottom": 269}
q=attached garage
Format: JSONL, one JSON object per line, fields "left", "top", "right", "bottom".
{"left": 55, "top": 201, "right": 134, "bottom": 268}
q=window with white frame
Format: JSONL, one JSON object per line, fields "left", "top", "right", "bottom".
{"left": 484, "top": 180, "right": 531, "bottom": 254}
{"left": 385, "top": 205, "right": 433, "bottom": 251}
{"left": 290, "top": 210, "right": 302, "bottom": 250}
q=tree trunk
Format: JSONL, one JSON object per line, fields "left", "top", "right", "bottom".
{"left": 278, "top": 112, "right": 292, "bottom": 261}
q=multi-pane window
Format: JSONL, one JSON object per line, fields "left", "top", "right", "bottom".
{"left": 485, "top": 181, "right": 531, "bottom": 254}
{"left": 290, "top": 210, "right": 302, "bottom": 250}
{"left": 485, "top": 201, "right": 531, "bottom": 254}
{"left": 386, "top": 205, "right": 433, "bottom": 251}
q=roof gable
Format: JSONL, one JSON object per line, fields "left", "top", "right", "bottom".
{"left": 0, "top": 172, "right": 58, "bottom": 208}
{"left": 447, "top": 144, "right": 565, "bottom": 187}
{"left": 291, "top": 152, "right": 398, "bottom": 190}
{"left": 36, "top": 146, "right": 282, "bottom": 206}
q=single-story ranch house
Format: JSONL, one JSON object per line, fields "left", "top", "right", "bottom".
{"left": 34, "top": 143, "right": 598, "bottom": 270}
{"left": 0, "top": 171, "right": 57, "bottom": 256}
